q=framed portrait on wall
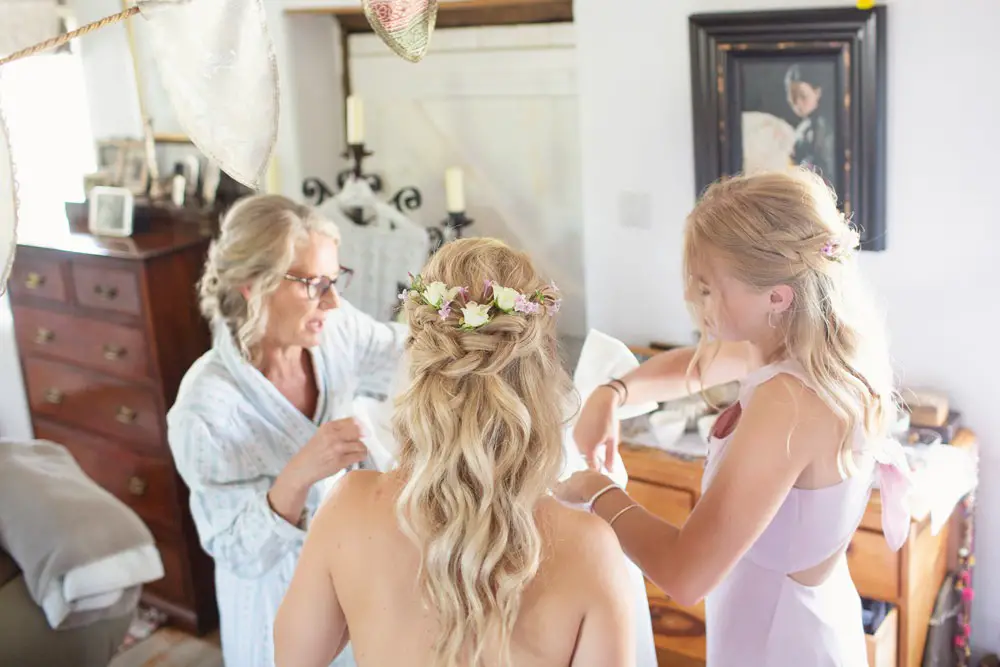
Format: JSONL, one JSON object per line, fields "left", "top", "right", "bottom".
{"left": 689, "top": 7, "right": 887, "bottom": 250}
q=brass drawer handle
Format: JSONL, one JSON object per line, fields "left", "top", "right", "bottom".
{"left": 128, "top": 476, "right": 147, "bottom": 496}
{"left": 24, "top": 272, "right": 46, "bottom": 289}
{"left": 34, "top": 328, "right": 55, "bottom": 344}
{"left": 44, "top": 388, "right": 63, "bottom": 404}
{"left": 102, "top": 344, "right": 126, "bottom": 361}
{"left": 115, "top": 405, "right": 137, "bottom": 424}
{"left": 93, "top": 284, "right": 119, "bottom": 300}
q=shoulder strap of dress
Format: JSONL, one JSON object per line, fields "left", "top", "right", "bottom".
{"left": 738, "top": 359, "right": 816, "bottom": 406}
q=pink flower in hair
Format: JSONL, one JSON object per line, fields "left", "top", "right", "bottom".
{"left": 548, "top": 298, "right": 562, "bottom": 315}
{"left": 483, "top": 280, "right": 494, "bottom": 300}
{"left": 820, "top": 241, "right": 838, "bottom": 258}
{"left": 438, "top": 301, "right": 452, "bottom": 321}
{"left": 514, "top": 294, "right": 541, "bottom": 314}
{"left": 456, "top": 286, "right": 470, "bottom": 301}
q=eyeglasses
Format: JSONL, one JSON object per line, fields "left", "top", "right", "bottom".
{"left": 283, "top": 266, "right": 354, "bottom": 300}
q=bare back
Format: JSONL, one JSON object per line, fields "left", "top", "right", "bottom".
{"left": 310, "top": 470, "right": 633, "bottom": 667}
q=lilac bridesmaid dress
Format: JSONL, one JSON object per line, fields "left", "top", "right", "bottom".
{"left": 702, "top": 360, "right": 912, "bottom": 666}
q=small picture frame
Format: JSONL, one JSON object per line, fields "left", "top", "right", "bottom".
{"left": 88, "top": 186, "right": 134, "bottom": 237}
{"left": 120, "top": 141, "right": 150, "bottom": 196}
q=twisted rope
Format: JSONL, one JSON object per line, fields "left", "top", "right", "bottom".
{"left": 0, "top": 6, "right": 140, "bottom": 68}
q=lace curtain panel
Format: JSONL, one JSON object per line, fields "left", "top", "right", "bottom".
{"left": 136, "top": 0, "right": 278, "bottom": 189}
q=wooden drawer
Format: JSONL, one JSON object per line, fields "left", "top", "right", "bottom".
{"left": 23, "top": 357, "right": 164, "bottom": 448}
{"left": 13, "top": 306, "right": 151, "bottom": 381}
{"left": 866, "top": 606, "right": 898, "bottom": 667}
{"left": 621, "top": 444, "right": 705, "bottom": 498}
{"left": 33, "top": 419, "right": 178, "bottom": 532}
{"left": 848, "top": 528, "right": 901, "bottom": 603}
{"left": 143, "top": 539, "right": 191, "bottom": 605}
{"left": 8, "top": 254, "right": 68, "bottom": 304}
{"left": 626, "top": 479, "right": 694, "bottom": 527}
{"left": 71, "top": 263, "right": 143, "bottom": 316}
{"left": 646, "top": 584, "right": 707, "bottom": 664}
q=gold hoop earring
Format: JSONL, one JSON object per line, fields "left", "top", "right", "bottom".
{"left": 767, "top": 311, "right": 776, "bottom": 329}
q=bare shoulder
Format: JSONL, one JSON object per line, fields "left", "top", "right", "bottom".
{"left": 541, "top": 499, "right": 623, "bottom": 572}
{"left": 311, "top": 470, "right": 388, "bottom": 535}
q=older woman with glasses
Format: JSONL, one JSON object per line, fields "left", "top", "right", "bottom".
{"left": 166, "top": 194, "right": 405, "bottom": 667}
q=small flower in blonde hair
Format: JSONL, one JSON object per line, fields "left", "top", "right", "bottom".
{"left": 514, "top": 293, "right": 541, "bottom": 314}
{"left": 492, "top": 284, "right": 520, "bottom": 313}
{"left": 422, "top": 281, "right": 459, "bottom": 308}
{"left": 460, "top": 303, "right": 492, "bottom": 329}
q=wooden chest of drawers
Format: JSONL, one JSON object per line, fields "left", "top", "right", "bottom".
{"left": 9, "top": 225, "right": 217, "bottom": 635}
{"left": 621, "top": 429, "right": 975, "bottom": 667}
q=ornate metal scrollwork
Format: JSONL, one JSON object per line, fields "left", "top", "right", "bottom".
{"left": 389, "top": 186, "right": 422, "bottom": 214}
{"left": 301, "top": 177, "right": 334, "bottom": 206}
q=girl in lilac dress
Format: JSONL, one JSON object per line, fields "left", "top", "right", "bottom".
{"left": 556, "top": 168, "right": 912, "bottom": 666}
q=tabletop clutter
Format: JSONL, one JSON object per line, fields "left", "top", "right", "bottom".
{"left": 624, "top": 374, "right": 979, "bottom": 534}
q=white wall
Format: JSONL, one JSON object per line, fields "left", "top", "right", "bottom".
{"left": 72, "top": 0, "right": 143, "bottom": 139}
{"left": 575, "top": 0, "right": 1000, "bottom": 656}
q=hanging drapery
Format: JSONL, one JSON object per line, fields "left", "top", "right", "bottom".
{"left": 136, "top": 0, "right": 278, "bottom": 189}
{"left": 0, "top": 101, "right": 16, "bottom": 295}
{"left": 0, "top": 1, "right": 62, "bottom": 57}
{"left": 363, "top": 0, "right": 438, "bottom": 63}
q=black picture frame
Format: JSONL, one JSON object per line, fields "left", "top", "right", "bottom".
{"left": 689, "top": 7, "right": 887, "bottom": 251}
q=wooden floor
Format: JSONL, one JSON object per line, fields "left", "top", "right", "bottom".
{"left": 110, "top": 628, "right": 222, "bottom": 667}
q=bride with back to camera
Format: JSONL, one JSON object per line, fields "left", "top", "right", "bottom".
{"left": 274, "top": 238, "right": 636, "bottom": 667}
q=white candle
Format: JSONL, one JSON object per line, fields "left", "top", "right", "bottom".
{"left": 346, "top": 95, "right": 364, "bottom": 145}
{"left": 444, "top": 167, "right": 465, "bottom": 213}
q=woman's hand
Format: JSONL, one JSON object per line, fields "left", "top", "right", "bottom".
{"left": 288, "top": 418, "right": 370, "bottom": 487}
{"left": 268, "top": 419, "right": 369, "bottom": 526}
{"left": 553, "top": 470, "right": 618, "bottom": 507}
{"left": 573, "top": 386, "right": 620, "bottom": 471}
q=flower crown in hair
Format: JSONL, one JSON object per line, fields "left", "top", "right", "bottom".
{"left": 819, "top": 218, "right": 861, "bottom": 262}
{"left": 399, "top": 273, "right": 561, "bottom": 330}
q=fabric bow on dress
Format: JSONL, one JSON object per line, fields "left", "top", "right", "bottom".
{"left": 871, "top": 437, "right": 915, "bottom": 551}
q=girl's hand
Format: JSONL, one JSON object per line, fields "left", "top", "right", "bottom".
{"left": 573, "top": 386, "right": 620, "bottom": 471}
{"left": 553, "top": 470, "right": 617, "bottom": 507}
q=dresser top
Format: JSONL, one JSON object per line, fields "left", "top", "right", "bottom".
{"left": 17, "top": 220, "right": 211, "bottom": 260}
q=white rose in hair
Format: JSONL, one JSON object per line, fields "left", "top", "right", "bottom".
{"left": 422, "top": 282, "right": 454, "bottom": 308}
{"left": 461, "top": 303, "right": 492, "bottom": 329}
{"left": 492, "top": 285, "right": 519, "bottom": 312}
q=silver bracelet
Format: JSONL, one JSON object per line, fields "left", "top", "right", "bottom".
{"left": 586, "top": 483, "right": 621, "bottom": 512}
{"left": 608, "top": 503, "right": 639, "bottom": 528}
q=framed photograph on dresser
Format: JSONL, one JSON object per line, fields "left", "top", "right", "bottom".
{"left": 689, "top": 7, "right": 888, "bottom": 250}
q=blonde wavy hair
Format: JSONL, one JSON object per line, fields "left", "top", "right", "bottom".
{"left": 198, "top": 194, "right": 340, "bottom": 364}
{"left": 392, "top": 238, "right": 574, "bottom": 667}
{"left": 684, "top": 168, "right": 896, "bottom": 468}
